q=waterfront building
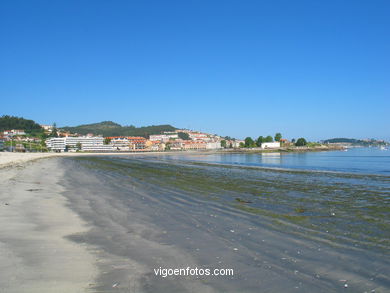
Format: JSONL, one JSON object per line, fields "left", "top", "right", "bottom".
{"left": 107, "top": 136, "right": 147, "bottom": 150}
{"left": 128, "top": 137, "right": 147, "bottom": 150}
{"left": 206, "top": 142, "right": 222, "bottom": 149}
{"left": 261, "top": 142, "right": 281, "bottom": 149}
{"left": 81, "top": 144, "right": 116, "bottom": 152}
{"left": 279, "top": 138, "right": 291, "bottom": 146}
{"left": 182, "top": 141, "right": 207, "bottom": 150}
{"left": 232, "top": 140, "right": 245, "bottom": 148}
{"left": 108, "top": 136, "right": 130, "bottom": 148}
{"left": 46, "top": 136, "right": 105, "bottom": 151}
{"left": 147, "top": 141, "right": 166, "bottom": 151}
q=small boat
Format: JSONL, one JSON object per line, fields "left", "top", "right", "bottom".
{"left": 379, "top": 146, "right": 388, "bottom": 151}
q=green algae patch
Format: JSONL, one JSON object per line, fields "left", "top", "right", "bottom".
{"left": 72, "top": 156, "right": 390, "bottom": 252}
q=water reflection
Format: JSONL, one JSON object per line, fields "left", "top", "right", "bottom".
{"left": 157, "top": 148, "right": 390, "bottom": 175}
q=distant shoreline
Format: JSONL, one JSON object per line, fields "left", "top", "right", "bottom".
{"left": 216, "top": 145, "right": 346, "bottom": 154}
{"left": 0, "top": 146, "right": 345, "bottom": 169}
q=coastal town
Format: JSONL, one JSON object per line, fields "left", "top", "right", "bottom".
{"left": 0, "top": 116, "right": 388, "bottom": 153}
{"left": 1, "top": 122, "right": 389, "bottom": 154}
{"left": 0, "top": 125, "right": 254, "bottom": 152}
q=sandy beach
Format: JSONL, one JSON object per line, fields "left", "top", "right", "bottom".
{"left": 0, "top": 156, "right": 97, "bottom": 293}
{"left": 0, "top": 151, "right": 145, "bottom": 169}
{"left": 0, "top": 152, "right": 389, "bottom": 292}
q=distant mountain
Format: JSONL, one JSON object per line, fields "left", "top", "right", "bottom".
{"left": 0, "top": 115, "right": 43, "bottom": 134}
{"left": 60, "top": 121, "right": 177, "bottom": 138}
{"left": 323, "top": 138, "right": 361, "bottom": 144}
{"left": 323, "top": 138, "right": 387, "bottom": 146}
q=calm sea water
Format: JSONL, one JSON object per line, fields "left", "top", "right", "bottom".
{"left": 157, "top": 147, "right": 390, "bottom": 175}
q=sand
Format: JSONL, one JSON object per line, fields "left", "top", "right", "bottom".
{"left": 0, "top": 151, "right": 185, "bottom": 169}
{"left": 0, "top": 158, "right": 97, "bottom": 293}
{"left": 0, "top": 152, "right": 61, "bottom": 168}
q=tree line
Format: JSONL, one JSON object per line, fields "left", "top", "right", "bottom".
{"left": 240, "top": 133, "right": 307, "bottom": 148}
{"left": 0, "top": 115, "right": 44, "bottom": 135}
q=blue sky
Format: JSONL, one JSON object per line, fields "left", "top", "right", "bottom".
{"left": 1, "top": 0, "right": 389, "bottom": 141}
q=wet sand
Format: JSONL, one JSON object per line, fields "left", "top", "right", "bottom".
{"left": 64, "top": 156, "right": 389, "bottom": 292}
{"left": 0, "top": 155, "right": 389, "bottom": 292}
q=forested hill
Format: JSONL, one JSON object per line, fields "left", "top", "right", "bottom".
{"left": 0, "top": 115, "right": 43, "bottom": 134}
{"left": 323, "top": 138, "right": 387, "bottom": 145}
{"left": 323, "top": 138, "right": 361, "bottom": 144}
{"left": 60, "top": 121, "right": 177, "bottom": 137}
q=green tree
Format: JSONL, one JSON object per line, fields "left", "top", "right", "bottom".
{"left": 50, "top": 122, "right": 58, "bottom": 138}
{"left": 104, "top": 137, "right": 111, "bottom": 145}
{"left": 220, "top": 140, "right": 227, "bottom": 148}
{"left": 239, "top": 142, "right": 245, "bottom": 148}
{"left": 256, "top": 136, "right": 264, "bottom": 147}
{"left": 0, "top": 115, "right": 43, "bottom": 135}
{"left": 274, "top": 133, "right": 282, "bottom": 142}
{"left": 178, "top": 132, "right": 190, "bottom": 140}
{"left": 291, "top": 138, "right": 296, "bottom": 143}
{"left": 295, "top": 138, "right": 307, "bottom": 146}
{"left": 244, "top": 137, "right": 255, "bottom": 148}
{"left": 264, "top": 135, "right": 273, "bottom": 142}
{"left": 76, "top": 142, "right": 82, "bottom": 150}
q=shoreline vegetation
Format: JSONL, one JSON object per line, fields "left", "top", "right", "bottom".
{"left": 218, "top": 144, "right": 346, "bottom": 153}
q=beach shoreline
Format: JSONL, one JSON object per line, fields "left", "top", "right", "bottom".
{"left": 0, "top": 152, "right": 388, "bottom": 292}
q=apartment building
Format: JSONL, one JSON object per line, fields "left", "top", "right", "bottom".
{"left": 149, "top": 133, "right": 178, "bottom": 142}
{"left": 46, "top": 136, "right": 104, "bottom": 151}
{"left": 107, "top": 136, "right": 147, "bottom": 150}
{"left": 128, "top": 137, "right": 147, "bottom": 150}
{"left": 182, "top": 141, "right": 207, "bottom": 150}
{"left": 108, "top": 136, "right": 130, "bottom": 148}
{"left": 147, "top": 141, "right": 166, "bottom": 151}
{"left": 206, "top": 142, "right": 222, "bottom": 149}
{"left": 188, "top": 132, "right": 209, "bottom": 141}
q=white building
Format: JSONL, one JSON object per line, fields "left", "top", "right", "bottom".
{"left": 261, "top": 142, "right": 281, "bottom": 149}
{"left": 206, "top": 142, "right": 222, "bottom": 149}
{"left": 188, "top": 132, "right": 209, "bottom": 141}
{"left": 81, "top": 144, "right": 116, "bottom": 152}
{"left": 40, "top": 125, "right": 53, "bottom": 132}
{"left": 3, "top": 129, "right": 26, "bottom": 136}
{"left": 46, "top": 136, "right": 104, "bottom": 151}
{"left": 149, "top": 133, "right": 178, "bottom": 142}
{"left": 231, "top": 140, "right": 244, "bottom": 148}
{"left": 110, "top": 137, "right": 129, "bottom": 147}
